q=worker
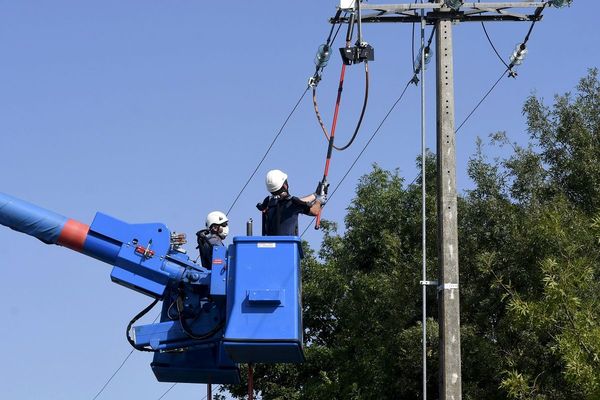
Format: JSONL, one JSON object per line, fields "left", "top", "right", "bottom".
{"left": 196, "top": 211, "right": 229, "bottom": 269}
{"left": 256, "top": 169, "right": 327, "bottom": 236}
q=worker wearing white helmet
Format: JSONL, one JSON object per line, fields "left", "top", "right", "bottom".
{"left": 256, "top": 169, "right": 327, "bottom": 236}
{"left": 196, "top": 211, "right": 229, "bottom": 269}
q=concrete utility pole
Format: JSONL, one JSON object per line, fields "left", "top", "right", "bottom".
{"left": 331, "top": 1, "right": 549, "bottom": 399}
{"left": 434, "top": 2, "right": 461, "bottom": 398}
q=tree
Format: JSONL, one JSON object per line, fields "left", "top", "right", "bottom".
{"left": 222, "top": 69, "right": 600, "bottom": 399}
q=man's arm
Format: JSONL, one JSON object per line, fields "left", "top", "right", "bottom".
{"left": 297, "top": 193, "right": 323, "bottom": 216}
{"left": 298, "top": 193, "right": 316, "bottom": 203}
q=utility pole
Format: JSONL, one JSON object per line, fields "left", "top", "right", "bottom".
{"left": 434, "top": 1, "right": 461, "bottom": 398}
{"left": 331, "top": 1, "right": 552, "bottom": 399}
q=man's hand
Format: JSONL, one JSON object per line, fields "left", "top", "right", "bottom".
{"left": 316, "top": 194, "right": 327, "bottom": 205}
{"left": 315, "top": 180, "right": 330, "bottom": 196}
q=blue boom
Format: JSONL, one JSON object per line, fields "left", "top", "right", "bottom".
{"left": 0, "top": 192, "right": 304, "bottom": 385}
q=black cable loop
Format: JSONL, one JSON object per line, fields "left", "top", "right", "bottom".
{"left": 481, "top": 22, "right": 511, "bottom": 70}
{"left": 176, "top": 291, "right": 225, "bottom": 340}
{"left": 313, "top": 61, "right": 369, "bottom": 151}
{"left": 305, "top": 4, "right": 548, "bottom": 234}
{"left": 126, "top": 298, "right": 160, "bottom": 353}
{"left": 302, "top": 79, "right": 414, "bottom": 237}
{"left": 478, "top": 0, "right": 511, "bottom": 71}
{"left": 312, "top": 11, "right": 369, "bottom": 152}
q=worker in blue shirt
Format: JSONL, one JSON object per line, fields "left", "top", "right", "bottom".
{"left": 196, "top": 211, "right": 229, "bottom": 269}
{"left": 256, "top": 169, "right": 327, "bottom": 236}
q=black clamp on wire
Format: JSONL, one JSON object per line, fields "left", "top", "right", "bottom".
{"left": 340, "top": 43, "right": 374, "bottom": 65}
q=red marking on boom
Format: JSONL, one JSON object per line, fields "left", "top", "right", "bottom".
{"left": 57, "top": 219, "right": 90, "bottom": 251}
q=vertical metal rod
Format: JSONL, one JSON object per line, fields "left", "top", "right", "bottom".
{"left": 420, "top": 5, "right": 427, "bottom": 400}
{"left": 246, "top": 218, "right": 253, "bottom": 236}
{"left": 356, "top": 0, "right": 363, "bottom": 43}
{"left": 207, "top": 382, "right": 212, "bottom": 400}
{"left": 435, "top": 2, "right": 462, "bottom": 398}
{"left": 248, "top": 363, "right": 254, "bottom": 400}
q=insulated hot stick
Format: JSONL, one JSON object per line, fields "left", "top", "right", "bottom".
{"left": 314, "top": 15, "right": 356, "bottom": 230}
{"left": 314, "top": 64, "right": 345, "bottom": 230}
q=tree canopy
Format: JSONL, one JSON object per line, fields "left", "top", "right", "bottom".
{"left": 221, "top": 69, "right": 600, "bottom": 399}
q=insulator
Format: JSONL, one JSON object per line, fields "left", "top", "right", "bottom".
{"left": 314, "top": 44, "right": 331, "bottom": 69}
{"left": 423, "top": 47, "right": 432, "bottom": 65}
{"left": 510, "top": 44, "right": 527, "bottom": 66}
{"left": 548, "top": 0, "right": 572, "bottom": 8}
{"left": 415, "top": 47, "right": 432, "bottom": 73}
{"left": 445, "top": 0, "right": 463, "bottom": 10}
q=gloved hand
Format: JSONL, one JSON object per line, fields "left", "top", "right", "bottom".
{"left": 315, "top": 180, "right": 329, "bottom": 196}
{"left": 316, "top": 194, "right": 327, "bottom": 205}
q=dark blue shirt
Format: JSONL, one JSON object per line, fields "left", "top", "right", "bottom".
{"left": 257, "top": 195, "right": 311, "bottom": 236}
{"left": 196, "top": 229, "right": 224, "bottom": 269}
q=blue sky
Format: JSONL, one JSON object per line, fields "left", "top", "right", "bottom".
{"left": 0, "top": 1, "right": 597, "bottom": 399}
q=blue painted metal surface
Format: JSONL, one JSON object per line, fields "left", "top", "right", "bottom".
{"left": 0, "top": 193, "right": 308, "bottom": 385}
{"left": 223, "top": 236, "right": 304, "bottom": 363}
{"left": 152, "top": 343, "right": 240, "bottom": 384}
{"left": 0, "top": 192, "right": 67, "bottom": 244}
{"left": 210, "top": 246, "right": 228, "bottom": 299}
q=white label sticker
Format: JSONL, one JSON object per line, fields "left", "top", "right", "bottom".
{"left": 257, "top": 243, "right": 276, "bottom": 248}
{"left": 439, "top": 283, "right": 459, "bottom": 290}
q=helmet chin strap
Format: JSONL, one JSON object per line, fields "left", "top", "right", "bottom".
{"left": 275, "top": 183, "right": 290, "bottom": 198}
{"left": 214, "top": 225, "right": 228, "bottom": 240}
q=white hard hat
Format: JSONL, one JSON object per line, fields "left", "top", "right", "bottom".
{"left": 266, "top": 169, "right": 288, "bottom": 193}
{"left": 206, "top": 211, "right": 228, "bottom": 229}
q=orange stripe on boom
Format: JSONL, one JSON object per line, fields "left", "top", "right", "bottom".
{"left": 57, "top": 219, "right": 90, "bottom": 251}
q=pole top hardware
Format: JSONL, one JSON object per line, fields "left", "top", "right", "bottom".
{"left": 340, "top": 43, "right": 374, "bottom": 65}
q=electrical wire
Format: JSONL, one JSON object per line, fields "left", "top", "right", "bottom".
{"left": 155, "top": 383, "right": 220, "bottom": 400}
{"left": 481, "top": 22, "right": 511, "bottom": 70}
{"left": 457, "top": 4, "right": 546, "bottom": 133}
{"left": 126, "top": 298, "right": 161, "bottom": 352}
{"left": 96, "top": 5, "right": 550, "bottom": 399}
{"left": 91, "top": 350, "right": 134, "bottom": 400}
{"left": 92, "top": 312, "right": 162, "bottom": 399}
{"left": 411, "top": 25, "right": 437, "bottom": 84}
{"left": 312, "top": 61, "right": 369, "bottom": 150}
{"left": 406, "top": 5, "right": 547, "bottom": 186}
{"left": 478, "top": 0, "right": 511, "bottom": 71}
{"left": 307, "top": 2, "right": 548, "bottom": 228}
{"left": 312, "top": 11, "right": 370, "bottom": 152}
{"left": 225, "top": 87, "right": 309, "bottom": 216}
{"left": 455, "top": 67, "right": 508, "bottom": 133}
{"left": 156, "top": 383, "right": 177, "bottom": 400}
{"left": 310, "top": 10, "right": 344, "bottom": 86}
{"left": 302, "top": 79, "right": 414, "bottom": 237}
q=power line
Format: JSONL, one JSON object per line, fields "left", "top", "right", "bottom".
{"left": 156, "top": 383, "right": 177, "bottom": 400}
{"left": 155, "top": 383, "right": 219, "bottom": 400}
{"left": 226, "top": 87, "right": 310, "bottom": 216}
{"left": 481, "top": 22, "right": 511, "bottom": 70}
{"left": 301, "top": 79, "right": 414, "bottom": 237}
{"left": 91, "top": 350, "right": 135, "bottom": 400}
{"left": 91, "top": 312, "right": 161, "bottom": 399}
{"left": 455, "top": 67, "right": 508, "bottom": 134}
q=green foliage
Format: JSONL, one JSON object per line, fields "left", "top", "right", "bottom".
{"left": 222, "top": 69, "right": 600, "bottom": 399}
